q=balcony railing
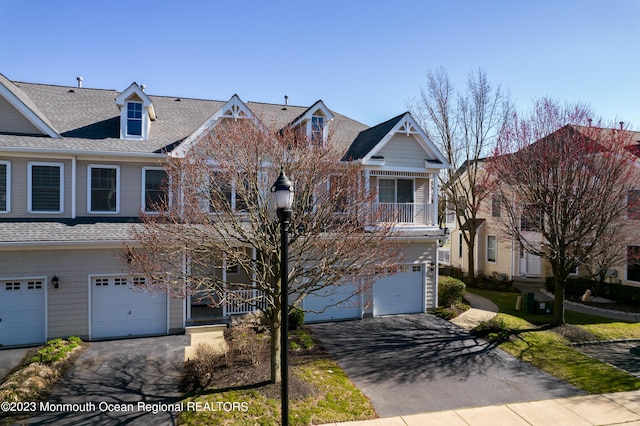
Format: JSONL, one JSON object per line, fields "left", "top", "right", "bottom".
{"left": 224, "top": 289, "right": 267, "bottom": 316}
{"left": 374, "top": 202, "right": 434, "bottom": 225}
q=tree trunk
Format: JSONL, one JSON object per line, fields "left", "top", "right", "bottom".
{"left": 466, "top": 229, "right": 476, "bottom": 285}
{"left": 270, "top": 307, "right": 281, "bottom": 384}
{"left": 553, "top": 277, "right": 565, "bottom": 325}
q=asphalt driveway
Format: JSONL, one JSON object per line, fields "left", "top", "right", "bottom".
{"left": 311, "top": 314, "right": 585, "bottom": 418}
{"left": 26, "top": 335, "right": 190, "bottom": 425}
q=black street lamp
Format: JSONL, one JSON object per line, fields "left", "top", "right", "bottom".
{"left": 271, "top": 166, "right": 294, "bottom": 426}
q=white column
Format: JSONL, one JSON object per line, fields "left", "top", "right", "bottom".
{"left": 431, "top": 173, "right": 438, "bottom": 226}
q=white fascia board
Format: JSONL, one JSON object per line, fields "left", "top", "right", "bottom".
{"left": 0, "top": 83, "right": 60, "bottom": 138}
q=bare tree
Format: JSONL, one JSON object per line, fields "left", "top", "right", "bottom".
{"left": 489, "top": 98, "right": 639, "bottom": 324}
{"left": 126, "top": 120, "right": 402, "bottom": 383}
{"left": 408, "top": 67, "right": 512, "bottom": 283}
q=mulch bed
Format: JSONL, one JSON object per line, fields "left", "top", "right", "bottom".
{"left": 180, "top": 326, "right": 329, "bottom": 401}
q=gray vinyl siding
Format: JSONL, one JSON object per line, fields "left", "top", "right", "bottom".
{"left": 0, "top": 96, "right": 43, "bottom": 135}
{"left": 77, "top": 161, "right": 147, "bottom": 216}
{"left": 376, "top": 135, "right": 428, "bottom": 168}
{"left": 0, "top": 247, "right": 184, "bottom": 340}
{"left": 0, "top": 157, "right": 71, "bottom": 218}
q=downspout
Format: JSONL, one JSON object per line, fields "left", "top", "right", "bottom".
{"left": 71, "top": 156, "right": 77, "bottom": 218}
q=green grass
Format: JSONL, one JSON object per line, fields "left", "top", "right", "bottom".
{"left": 178, "top": 359, "right": 375, "bottom": 426}
{"left": 467, "top": 288, "right": 640, "bottom": 394}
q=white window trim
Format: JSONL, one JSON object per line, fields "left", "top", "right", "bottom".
{"left": 142, "top": 167, "right": 169, "bottom": 214}
{"left": 487, "top": 235, "right": 497, "bottom": 263}
{"left": 0, "top": 160, "right": 10, "bottom": 213}
{"left": 87, "top": 164, "right": 120, "bottom": 214}
{"left": 28, "top": 161, "right": 64, "bottom": 214}
{"left": 125, "top": 101, "right": 144, "bottom": 139}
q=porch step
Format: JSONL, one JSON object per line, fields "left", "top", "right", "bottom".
{"left": 185, "top": 324, "right": 227, "bottom": 334}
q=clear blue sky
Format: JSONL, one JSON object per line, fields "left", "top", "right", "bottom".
{"left": 2, "top": 0, "right": 639, "bottom": 128}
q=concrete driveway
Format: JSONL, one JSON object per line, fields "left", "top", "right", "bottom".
{"left": 27, "top": 335, "right": 190, "bottom": 425}
{"left": 311, "top": 314, "right": 585, "bottom": 418}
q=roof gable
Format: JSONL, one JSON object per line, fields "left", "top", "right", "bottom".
{"left": 115, "top": 82, "right": 156, "bottom": 120}
{"left": 172, "top": 94, "right": 261, "bottom": 157}
{"left": 342, "top": 112, "right": 449, "bottom": 168}
{"left": 288, "top": 100, "right": 334, "bottom": 128}
{"left": 0, "top": 73, "right": 60, "bottom": 138}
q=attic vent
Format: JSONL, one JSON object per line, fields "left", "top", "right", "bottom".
{"left": 76, "top": 76, "right": 83, "bottom": 88}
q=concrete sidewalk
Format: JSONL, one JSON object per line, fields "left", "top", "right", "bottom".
{"left": 450, "top": 292, "right": 498, "bottom": 331}
{"left": 322, "top": 390, "right": 640, "bottom": 425}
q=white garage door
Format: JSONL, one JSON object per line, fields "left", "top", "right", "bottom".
{"left": 303, "top": 283, "right": 362, "bottom": 323}
{"left": 91, "top": 276, "right": 167, "bottom": 339}
{"left": 0, "top": 279, "right": 46, "bottom": 347}
{"left": 373, "top": 265, "right": 424, "bottom": 316}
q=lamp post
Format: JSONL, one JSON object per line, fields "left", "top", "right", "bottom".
{"left": 271, "top": 166, "right": 294, "bottom": 426}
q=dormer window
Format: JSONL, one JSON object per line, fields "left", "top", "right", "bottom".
{"left": 127, "top": 102, "right": 143, "bottom": 136}
{"left": 311, "top": 115, "right": 324, "bottom": 145}
{"left": 115, "top": 82, "right": 156, "bottom": 141}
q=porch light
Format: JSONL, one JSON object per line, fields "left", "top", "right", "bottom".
{"left": 51, "top": 275, "right": 60, "bottom": 289}
{"left": 271, "top": 166, "right": 294, "bottom": 426}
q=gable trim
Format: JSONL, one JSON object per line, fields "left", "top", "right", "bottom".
{"left": 172, "top": 94, "right": 261, "bottom": 158}
{"left": 364, "top": 113, "right": 449, "bottom": 167}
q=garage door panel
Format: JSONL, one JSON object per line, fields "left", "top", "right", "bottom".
{"left": 304, "top": 284, "right": 362, "bottom": 323}
{"left": 373, "top": 265, "right": 424, "bottom": 316}
{"left": 0, "top": 279, "right": 46, "bottom": 347}
{"left": 91, "top": 277, "right": 167, "bottom": 339}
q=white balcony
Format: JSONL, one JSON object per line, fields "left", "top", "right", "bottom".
{"left": 223, "top": 289, "right": 267, "bottom": 316}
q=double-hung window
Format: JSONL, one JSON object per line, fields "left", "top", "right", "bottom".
{"left": 29, "top": 162, "right": 64, "bottom": 213}
{"left": 88, "top": 165, "right": 119, "bottom": 213}
{"left": 126, "top": 101, "right": 143, "bottom": 137}
{"left": 487, "top": 235, "right": 497, "bottom": 263}
{"left": 0, "top": 161, "right": 9, "bottom": 213}
{"left": 142, "top": 168, "right": 168, "bottom": 213}
{"left": 311, "top": 116, "right": 324, "bottom": 145}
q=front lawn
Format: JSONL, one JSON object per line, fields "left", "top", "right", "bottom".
{"left": 467, "top": 288, "right": 640, "bottom": 394}
{"left": 178, "top": 326, "right": 375, "bottom": 425}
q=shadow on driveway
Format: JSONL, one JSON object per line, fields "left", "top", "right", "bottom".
{"left": 311, "top": 314, "right": 585, "bottom": 417}
{"left": 27, "top": 335, "right": 189, "bottom": 426}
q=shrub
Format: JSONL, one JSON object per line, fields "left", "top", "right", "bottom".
{"left": 472, "top": 316, "right": 510, "bottom": 342}
{"left": 288, "top": 306, "right": 305, "bottom": 330}
{"left": 438, "top": 276, "right": 466, "bottom": 307}
{"left": 431, "top": 306, "right": 456, "bottom": 320}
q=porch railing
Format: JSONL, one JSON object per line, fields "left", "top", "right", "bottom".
{"left": 438, "top": 248, "right": 451, "bottom": 264}
{"left": 224, "top": 289, "right": 267, "bottom": 316}
{"left": 374, "top": 202, "right": 434, "bottom": 225}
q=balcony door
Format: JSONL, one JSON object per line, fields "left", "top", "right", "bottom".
{"left": 379, "top": 178, "right": 414, "bottom": 222}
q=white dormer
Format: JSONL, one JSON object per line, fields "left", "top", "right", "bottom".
{"left": 115, "top": 83, "right": 156, "bottom": 140}
{"left": 290, "top": 100, "right": 334, "bottom": 145}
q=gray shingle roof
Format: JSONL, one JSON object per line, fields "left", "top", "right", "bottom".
{"left": 342, "top": 113, "right": 406, "bottom": 161}
{"left": 0, "top": 217, "right": 141, "bottom": 244}
{"left": 0, "top": 78, "right": 368, "bottom": 155}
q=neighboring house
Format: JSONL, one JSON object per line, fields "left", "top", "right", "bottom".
{"left": 444, "top": 125, "right": 640, "bottom": 286}
{"left": 0, "top": 74, "right": 449, "bottom": 347}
